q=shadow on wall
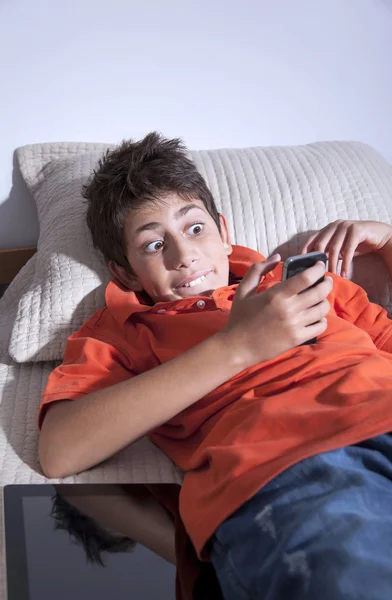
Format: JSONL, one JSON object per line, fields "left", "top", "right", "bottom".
{"left": 0, "top": 152, "right": 39, "bottom": 249}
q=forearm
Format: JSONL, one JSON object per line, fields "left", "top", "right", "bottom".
{"left": 39, "top": 331, "right": 244, "bottom": 478}
{"left": 378, "top": 242, "right": 392, "bottom": 282}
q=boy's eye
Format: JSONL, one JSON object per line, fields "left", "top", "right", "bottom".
{"left": 188, "top": 223, "right": 204, "bottom": 235}
{"left": 145, "top": 240, "right": 164, "bottom": 253}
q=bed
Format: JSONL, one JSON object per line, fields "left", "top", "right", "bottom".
{"left": 1, "top": 139, "right": 392, "bottom": 598}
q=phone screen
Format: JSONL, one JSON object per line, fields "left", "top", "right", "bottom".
{"left": 282, "top": 251, "right": 327, "bottom": 282}
{"left": 282, "top": 251, "right": 327, "bottom": 344}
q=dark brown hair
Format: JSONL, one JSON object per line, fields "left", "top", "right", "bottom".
{"left": 51, "top": 491, "right": 136, "bottom": 566}
{"left": 83, "top": 132, "right": 220, "bottom": 272}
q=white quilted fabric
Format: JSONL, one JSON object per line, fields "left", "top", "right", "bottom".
{"left": 9, "top": 140, "right": 392, "bottom": 363}
{"left": 10, "top": 146, "right": 113, "bottom": 362}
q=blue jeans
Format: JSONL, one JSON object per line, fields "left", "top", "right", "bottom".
{"left": 210, "top": 435, "right": 392, "bottom": 599}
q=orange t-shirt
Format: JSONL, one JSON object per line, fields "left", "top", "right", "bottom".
{"left": 41, "top": 245, "right": 392, "bottom": 559}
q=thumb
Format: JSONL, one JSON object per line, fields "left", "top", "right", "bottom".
{"left": 235, "top": 254, "right": 281, "bottom": 300}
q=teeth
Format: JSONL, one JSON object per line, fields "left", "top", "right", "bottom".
{"left": 182, "top": 274, "right": 206, "bottom": 288}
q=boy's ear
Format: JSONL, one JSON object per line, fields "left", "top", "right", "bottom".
{"left": 219, "top": 214, "right": 233, "bottom": 256}
{"left": 108, "top": 261, "right": 144, "bottom": 291}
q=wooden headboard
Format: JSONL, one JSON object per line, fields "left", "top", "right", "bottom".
{"left": 0, "top": 247, "right": 37, "bottom": 285}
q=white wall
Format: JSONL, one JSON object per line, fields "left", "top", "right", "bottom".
{"left": 1, "top": 0, "right": 391, "bottom": 248}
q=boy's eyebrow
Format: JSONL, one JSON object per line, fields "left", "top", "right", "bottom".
{"left": 134, "top": 203, "right": 203, "bottom": 235}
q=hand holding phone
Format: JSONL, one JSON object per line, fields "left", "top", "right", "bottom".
{"left": 221, "top": 254, "right": 331, "bottom": 369}
{"left": 282, "top": 251, "right": 328, "bottom": 344}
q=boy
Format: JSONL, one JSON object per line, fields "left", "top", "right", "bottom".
{"left": 39, "top": 132, "right": 392, "bottom": 599}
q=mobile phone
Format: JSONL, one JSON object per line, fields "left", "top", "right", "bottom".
{"left": 282, "top": 251, "right": 328, "bottom": 345}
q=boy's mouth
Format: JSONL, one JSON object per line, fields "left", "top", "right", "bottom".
{"left": 175, "top": 270, "right": 212, "bottom": 289}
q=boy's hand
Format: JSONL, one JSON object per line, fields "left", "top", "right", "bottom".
{"left": 301, "top": 220, "right": 392, "bottom": 278}
{"left": 220, "top": 255, "right": 332, "bottom": 370}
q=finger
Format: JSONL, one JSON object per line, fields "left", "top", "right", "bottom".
{"left": 340, "top": 228, "right": 360, "bottom": 278}
{"left": 298, "top": 317, "right": 328, "bottom": 345}
{"left": 298, "top": 299, "right": 330, "bottom": 327}
{"left": 310, "top": 226, "right": 338, "bottom": 255}
{"left": 326, "top": 226, "right": 347, "bottom": 274}
{"left": 283, "top": 261, "right": 327, "bottom": 296}
{"left": 301, "top": 224, "right": 335, "bottom": 254}
{"left": 301, "top": 232, "right": 318, "bottom": 254}
{"left": 236, "top": 254, "right": 281, "bottom": 300}
{"left": 302, "top": 221, "right": 347, "bottom": 258}
{"left": 297, "top": 276, "right": 333, "bottom": 308}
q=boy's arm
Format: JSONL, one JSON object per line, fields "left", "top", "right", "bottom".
{"left": 39, "top": 332, "right": 243, "bottom": 478}
{"left": 330, "top": 272, "right": 392, "bottom": 352}
{"left": 300, "top": 219, "right": 392, "bottom": 349}
{"left": 377, "top": 241, "right": 392, "bottom": 281}
{"left": 39, "top": 259, "right": 330, "bottom": 479}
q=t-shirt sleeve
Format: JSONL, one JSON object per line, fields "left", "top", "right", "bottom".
{"left": 330, "top": 273, "right": 392, "bottom": 353}
{"left": 40, "top": 326, "right": 136, "bottom": 428}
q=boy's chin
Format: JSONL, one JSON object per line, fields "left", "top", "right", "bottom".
{"left": 154, "top": 275, "right": 229, "bottom": 302}
{"left": 176, "top": 287, "right": 214, "bottom": 299}
{"left": 162, "top": 285, "right": 215, "bottom": 302}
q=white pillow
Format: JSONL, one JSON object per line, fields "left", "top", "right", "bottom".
{"left": 9, "top": 145, "right": 113, "bottom": 363}
{"left": 9, "top": 140, "right": 392, "bottom": 363}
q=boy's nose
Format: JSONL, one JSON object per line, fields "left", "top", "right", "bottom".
{"left": 169, "top": 240, "right": 199, "bottom": 270}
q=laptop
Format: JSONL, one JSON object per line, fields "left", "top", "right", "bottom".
{"left": 3, "top": 484, "right": 176, "bottom": 600}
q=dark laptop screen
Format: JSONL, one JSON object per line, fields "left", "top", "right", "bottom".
{"left": 4, "top": 485, "right": 175, "bottom": 600}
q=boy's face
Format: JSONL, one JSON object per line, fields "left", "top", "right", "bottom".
{"left": 110, "top": 194, "right": 232, "bottom": 303}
